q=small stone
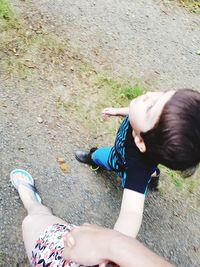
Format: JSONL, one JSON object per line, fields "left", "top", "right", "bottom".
{"left": 70, "top": 66, "right": 74, "bottom": 72}
{"left": 57, "top": 157, "right": 65, "bottom": 164}
{"left": 25, "top": 31, "right": 32, "bottom": 37}
{"left": 36, "top": 30, "right": 42, "bottom": 34}
{"left": 193, "top": 246, "right": 198, "bottom": 252}
{"left": 18, "top": 146, "right": 24, "bottom": 151}
{"left": 37, "top": 117, "right": 43, "bottom": 123}
{"left": 173, "top": 211, "right": 178, "bottom": 217}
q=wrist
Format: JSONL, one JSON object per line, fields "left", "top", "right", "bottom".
{"left": 114, "top": 108, "right": 119, "bottom": 116}
{"left": 107, "top": 231, "right": 123, "bottom": 263}
{"left": 91, "top": 228, "right": 116, "bottom": 261}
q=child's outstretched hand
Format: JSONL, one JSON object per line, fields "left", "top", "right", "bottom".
{"left": 102, "top": 107, "right": 118, "bottom": 117}
{"left": 102, "top": 107, "right": 129, "bottom": 117}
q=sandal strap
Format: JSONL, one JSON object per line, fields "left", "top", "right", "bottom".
{"left": 10, "top": 169, "right": 42, "bottom": 203}
{"left": 15, "top": 180, "right": 42, "bottom": 203}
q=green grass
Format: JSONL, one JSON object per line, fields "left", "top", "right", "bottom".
{"left": 58, "top": 72, "right": 147, "bottom": 138}
{"left": 0, "top": 33, "right": 68, "bottom": 78}
{"left": 160, "top": 165, "right": 199, "bottom": 193}
{"left": 0, "top": 0, "right": 74, "bottom": 78}
{"left": 165, "top": 167, "right": 184, "bottom": 189}
{"left": 2, "top": 57, "right": 36, "bottom": 77}
{"left": 0, "top": 251, "right": 6, "bottom": 264}
{"left": 186, "top": 179, "right": 197, "bottom": 193}
{"left": 96, "top": 75, "right": 146, "bottom": 107}
{"left": 178, "top": 0, "right": 200, "bottom": 13}
{"left": 0, "top": 0, "right": 20, "bottom": 29}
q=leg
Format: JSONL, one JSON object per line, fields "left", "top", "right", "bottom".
{"left": 91, "top": 147, "right": 113, "bottom": 170}
{"left": 11, "top": 171, "right": 67, "bottom": 261}
{"left": 22, "top": 203, "right": 66, "bottom": 260}
{"left": 75, "top": 147, "right": 113, "bottom": 171}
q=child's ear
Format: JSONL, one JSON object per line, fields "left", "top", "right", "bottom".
{"left": 134, "top": 135, "right": 146, "bottom": 153}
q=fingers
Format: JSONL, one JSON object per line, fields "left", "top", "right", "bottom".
{"left": 102, "top": 108, "right": 113, "bottom": 114}
{"left": 102, "top": 107, "right": 111, "bottom": 113}
{"left": 101, "top": 107, "right": 116, "bottom": 117}
{"left": 102, "top": 110, "right": 110, "bottom": 117}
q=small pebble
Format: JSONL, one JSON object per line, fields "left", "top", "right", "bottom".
{"left": 37, "top": 117, "right": 43, "bottom": 123}
{"left": 57, "top": 157, "right": 65, "bottom": 164}
{"left": 173, "top": 211, "right": 178, "bottom": 217}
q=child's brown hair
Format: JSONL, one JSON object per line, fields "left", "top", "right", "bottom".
{"left": 141, "top": 89, "right": 200, "bottom": 170}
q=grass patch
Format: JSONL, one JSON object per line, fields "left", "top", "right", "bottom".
{"left": 58, "top": 72, "right": 147, "bottom": 139}
{"left": 0, "top": 0, "right": 75, "bottom": 78}
{"left": 96, "top": 75, "right": 146, "bottom": 107}
{"left": 0, "top": 0, "right": 20, "bottom": 29}
{"left": 2, "top": 57, "right": 38, "bottom": 77}
{"left": 178, "top": 0, "right": 200, "bottom": 13}
{"left": 0, "top": 251, "right": 6, "bottom": 264}
{"left": 0, "top": 0, "right": 148, "bottom": 135}
{"left": 166, "top": 168, "right": 184, "bottom": 189}
{"left": 160, "top": 165, "right": 199, "bottom": 193}
{"left": 186, "top": 178, "right": 197, "bottom": 193}
{"left": 1, "top": 32, "right": 69, "bottom": 78}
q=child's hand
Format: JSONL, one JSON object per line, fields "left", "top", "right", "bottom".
{"left": 102, "top": 107, "right": 118, "bottom": 117}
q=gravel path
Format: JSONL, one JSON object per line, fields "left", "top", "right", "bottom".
{"left": 0, "top": 0, "right": 200, "bottom": 266}
{"left": 36, "top": 0, "right": 200, "bottom": 90}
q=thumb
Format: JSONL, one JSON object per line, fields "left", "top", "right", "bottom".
{"left": 63, "top": 232, "right": 75, "bottom": 248}
{"left": 62, "top": 233, "right": 75, "bottom": 260}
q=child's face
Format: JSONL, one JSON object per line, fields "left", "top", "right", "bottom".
{"left": 129, "top": 91, "right": 175, "bottom": 135}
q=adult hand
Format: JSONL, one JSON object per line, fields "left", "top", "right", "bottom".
{"left": 63, "top": 224, "right": 116, "bottom": 266}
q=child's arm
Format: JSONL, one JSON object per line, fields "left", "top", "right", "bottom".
{"left": 102, "top": 107, "right": 129, "bottom": 117}
{"left": 114, "top": 188, "right": 145, "bottom": 237}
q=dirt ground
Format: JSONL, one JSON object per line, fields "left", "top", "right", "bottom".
{"left": 0, "top": 0, "right": 200, "bottom": 266}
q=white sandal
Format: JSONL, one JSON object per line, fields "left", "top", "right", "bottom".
{"left": 10, "top": 169, "right": 42, "bottom": 203}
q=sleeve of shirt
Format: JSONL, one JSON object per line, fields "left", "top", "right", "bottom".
{"left": 124, "top": 159, "right": 153, "bottom": 194}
